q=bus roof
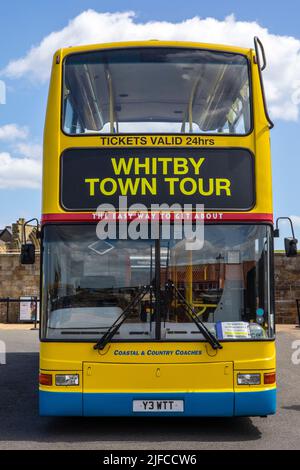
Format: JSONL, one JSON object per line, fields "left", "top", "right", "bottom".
{"left": 58, "top": 40, "right": 252, "bottom": 60}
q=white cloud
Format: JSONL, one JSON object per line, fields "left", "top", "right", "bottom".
{"left": 0, "top": 123, "right": 42, "bottom": 188}
{"left": 290, "top": 215, "right": 300, "bottom": 229}
{"left": 0, "top": 152, "right": 41, "bottom": 189}
{"left": 0, "top": 124, "right": 28, "bottom": 141}
{"left": 14, "top": 142, "right": 42, "bottom": 160}
{"left": 1, "top": 10, "right": 300, "bottom": 121}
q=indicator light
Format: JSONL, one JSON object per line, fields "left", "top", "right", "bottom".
{"left": 39, "top": 373, "right": 53, "bottom": 386}
{"left": 264, "top": 372, "right": 276, "bottom": 384}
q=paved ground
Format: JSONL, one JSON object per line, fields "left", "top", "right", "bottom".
{"left": 0, "top": 325, "right": 299, "bottom": 450}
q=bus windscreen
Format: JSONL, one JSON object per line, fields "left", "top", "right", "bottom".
{"left": 41, "top": 224, "right": 273, "bottom": 341}
{"left": 62, "top": 47, "right": 251, "bottom": 135}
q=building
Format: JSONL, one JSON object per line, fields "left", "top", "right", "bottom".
{"left": 275, "top": 253, "right": 300, "bottom": 324}
{"left": 0, "top": 218, "right": 40, "bottom": 253}
{"left": 0, "top": 218, "right": 40, "bottom": 322}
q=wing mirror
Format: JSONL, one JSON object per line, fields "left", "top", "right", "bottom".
{"left": 284, "top": 237, "right": 298, "bottom": 257}
{"left": 20, "top": 218, "right": 40, "bottom": 265}
{"left": 274, "top": 217, "right": 298, "bottom": 257}
{"left": 20, "top": 243, "right": 36, "bottom": 264}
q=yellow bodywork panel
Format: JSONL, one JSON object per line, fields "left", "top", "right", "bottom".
{"left": 42, "top": 40, "right": 273, "bottom": 218}
{"left": 83, "top": 362, "right": 234, "bottom": 394}
{"left": 40, "top": 340, "right": 275, "bottom": 394}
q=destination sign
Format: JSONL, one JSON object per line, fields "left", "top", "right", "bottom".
{"left": 60, "top": 147, "right": 255, "bottom": 211}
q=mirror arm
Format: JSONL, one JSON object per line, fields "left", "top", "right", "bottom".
{"left": 254, "top": 36, "right": 274, "bottom": 130}
{"left": 22, "top": 218, "right": 41, "bottom": 245}
{"left": 275, "top": 217, "right": 296, "bottom": 239}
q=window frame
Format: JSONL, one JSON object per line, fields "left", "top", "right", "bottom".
{"left": 60, "top": 46, "right": 254, "bottom": 138}
{"left": 40, "top": 222, "right": 275, "bottom": 343}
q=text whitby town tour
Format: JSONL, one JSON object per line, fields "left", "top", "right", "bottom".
{"left": 84, "top": 156, "right": 232, "bottom": 198}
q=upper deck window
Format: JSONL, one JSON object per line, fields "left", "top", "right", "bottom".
{"left": 62, "top": 47, "right": 251, "bottom": 135}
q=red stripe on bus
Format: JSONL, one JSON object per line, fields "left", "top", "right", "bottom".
{"left": 41, "top": 213, "right": 273, "bottom": 223}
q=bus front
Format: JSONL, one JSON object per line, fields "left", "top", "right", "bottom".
{"left": 40, "top": 41, "right": 276, "bottom": 417}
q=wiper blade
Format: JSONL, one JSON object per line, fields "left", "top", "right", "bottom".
{"left": 94, "top": 285, "right": 152, "bottom": 350}
{"left": 165, "top": 280, "right": 222, "bottom": 350}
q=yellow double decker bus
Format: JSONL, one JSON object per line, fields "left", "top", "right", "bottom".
{"left": 37, "top": 39, "right": 277, "bottom": 417}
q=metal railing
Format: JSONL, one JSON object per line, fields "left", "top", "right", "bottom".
{"left": 296, "top": 299, "right": 300, "bottom": 328}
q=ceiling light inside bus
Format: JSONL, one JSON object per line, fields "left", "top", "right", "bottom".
{"left": 237, "top": 373, "right": 261, "bottom": 385}
{"left": 55, "top": 374, "right": 79, "bottom": 386}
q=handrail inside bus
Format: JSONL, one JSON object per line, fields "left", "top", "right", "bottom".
{"left": 188, "top": 77, "right": 201, "bottom": 133}
{"left": 181, "top": 76, "right": 200, "bottom": 133}
{"left": 105, "top": 67, "right": 118, "bottom": 133}
{"left": 83, "top": 64, "right": 104, "bottom": 130}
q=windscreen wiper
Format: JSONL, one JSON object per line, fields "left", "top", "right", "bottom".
{"left": 94, "top": 284, "right": 152, "bottom": 350}
{"left": 165, "top": 280, "right": 222, "bottom": 350}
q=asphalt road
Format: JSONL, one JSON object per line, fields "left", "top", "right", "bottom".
{"left": 0, "top": 326, "right": 299, "bottom": 450}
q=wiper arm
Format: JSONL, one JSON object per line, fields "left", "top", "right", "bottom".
{"left": 165, "top": 280, "right": 222, "bottom": 350}
{"left": 94, "top": 285, "right": 152, "bottom": 350}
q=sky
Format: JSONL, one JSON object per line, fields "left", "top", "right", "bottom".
{"left": 0, "top": 0, "right": 300, "bottom": 245}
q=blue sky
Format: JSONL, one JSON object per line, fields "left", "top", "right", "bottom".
{"left": 0, "top": 0, "right": 300, "bottom": 244}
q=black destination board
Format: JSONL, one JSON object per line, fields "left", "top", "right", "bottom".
{"left": 60, "top": 147, "right": 255, "bottom": 211}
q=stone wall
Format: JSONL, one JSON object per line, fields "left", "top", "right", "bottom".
{"left": 0, "top": 252, "right": 299, "bottom": 323}
{"left": 274, "top": 253, "right": 300, "bottom": 324}
{"left": 0, "top": 253, "right": 40, "bottom": 322}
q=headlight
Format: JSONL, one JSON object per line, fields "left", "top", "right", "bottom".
{"left": 55, "top": 374, "right": 79, "bottom": 386}
{"left": 237, "top": 373, "right": 261, "bottom": 385}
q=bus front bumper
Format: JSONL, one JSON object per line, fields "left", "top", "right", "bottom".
{"left": 39, "top": 389, "right": 276, "bottom": 417}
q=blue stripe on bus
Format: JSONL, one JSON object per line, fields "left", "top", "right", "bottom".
{"left": 83, "top": 392, "right": 235, "bottom": 417}
{"left": 39, "top": 389, "right": 276, "bottom": 417}
{"left": 39, "top": 390, "right": 83, "bottom": 416}
{"left": 235, "top": 388, "right": 276, "bottom": 416}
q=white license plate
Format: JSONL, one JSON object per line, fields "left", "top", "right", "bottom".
{"left": 133, "top": 399, "right": 184, "bottom": 412}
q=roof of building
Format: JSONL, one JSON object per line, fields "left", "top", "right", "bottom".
{"left": 0, "top": 227, "right": 12, "bottom": 241}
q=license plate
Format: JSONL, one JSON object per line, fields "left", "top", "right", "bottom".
{"left": 133, "top": 399, "right": 184, "bottom": 412}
